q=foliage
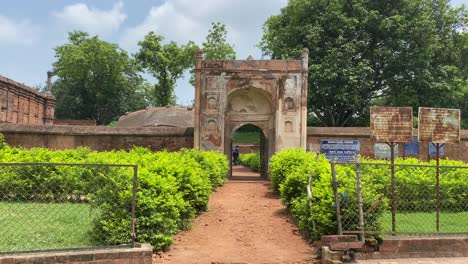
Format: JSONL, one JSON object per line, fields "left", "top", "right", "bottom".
{"left": 239, "top": 153, "right": 261, "bottom": 172}
{"left": 0, "top": 146, "right": 228, "bottom": 251}
{"left": 269, "top": 149, "right": 468, "bottom": 240}
{"left": 202, "top": 22, "right": 236, "bottom": 60}
{"left": 0, "top": 133, "right": 6, "bottom": 149}
{"left": 260, "top": 0, "right": 467, "bottom": 127}
{"left": 52, "top": 31, "right": 150, "bottom": 125}
{"left": 135, "top": 32, "right": 198, "bottom": 106}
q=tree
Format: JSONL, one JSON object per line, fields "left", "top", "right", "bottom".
{"left": 260, "top": 0, "right": 467, "bottom": 127}
{"left": 135, "top": 32, "right": 197, "bottom": 106}
{"left": 52, "top": 31, "right": 149, "bottom": 125}
{"left": 202, "top": 22, "right": 236, "bottom": 60}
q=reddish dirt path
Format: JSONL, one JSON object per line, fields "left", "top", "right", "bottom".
{"left": 153, "top": 166, "right": 317, "bottom": 264}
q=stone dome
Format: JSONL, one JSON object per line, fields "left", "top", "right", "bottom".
{"left": 116, "top": 107, "right": 194, "bottom": 128}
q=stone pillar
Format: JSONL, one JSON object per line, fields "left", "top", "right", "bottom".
{"left": 194, "top": 50, "right": 203, "bottom": 149}
{"left": 43, "top": 96, "right": 55, "bottom": 125}
{"left": 301, "top": 48, "right": 309, "bottom": 149}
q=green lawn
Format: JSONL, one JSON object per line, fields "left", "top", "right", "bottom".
{"left": 379, "top": 211, "right": 468, "bottom": 233}
{"left": 233, "top": 131, "right": 260, "bottom": 144}
{"left": 0, "top": 202, "right": 99, "bottom": 252}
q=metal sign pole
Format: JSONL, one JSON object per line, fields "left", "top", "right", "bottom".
{"left": 388, "top": 142, "right": 397, "bottom": 235}
{"left": 331, "top": 162, "right": 343, "bottom": 235}
{"left": 435, "top": 143, "right": 444, "bottom": 233}
{"left": 355, "top": 161, "right": 365, "bottom": 242}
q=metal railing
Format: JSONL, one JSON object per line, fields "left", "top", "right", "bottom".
{"left": 330, "top": 161, "right": 468, "bottom": 240}
{"left": 0, "top": 162, "right": 138, "bottom": 254}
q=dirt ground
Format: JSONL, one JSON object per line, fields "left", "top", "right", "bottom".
{"left": 153, "top": 166, "right": 317, "bottom": 264}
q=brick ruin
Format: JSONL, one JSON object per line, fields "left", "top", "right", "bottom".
{"left": 0, "top": 75, "right": 55, "bottom": 125}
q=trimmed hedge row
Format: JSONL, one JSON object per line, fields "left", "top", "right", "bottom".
{"left": 239, "top": 153, "right": 261, "bottom": 172}
{"left": 269, "top": 149, "right": 468, "bottom": 240}
{"left": 0, "top": 145, "right": 228, "bottom": 250}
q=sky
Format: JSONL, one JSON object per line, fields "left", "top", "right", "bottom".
{"left": 0, "top": 0, "right": 465, "bottom": 106}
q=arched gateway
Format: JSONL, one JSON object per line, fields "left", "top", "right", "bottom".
{"left": 194, "top": 50, "right": 309, "bottom": 177}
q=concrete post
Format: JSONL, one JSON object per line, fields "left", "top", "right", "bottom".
{"left": 194, "top": 50, "right": 203, "bottom": 149}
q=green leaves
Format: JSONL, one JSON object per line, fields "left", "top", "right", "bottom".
{"left": 52, "top": 31, "right": 149, "bottom": 125}
{"left": 261, "top": 0, "right": 467, "bottom": 127}
{"left": 0, "top": 146, "right": 228, "bottom": 251}
{"left": 202, "top": 22, "right": 236, "bottom": 60}
{"left": 135, "top": 32, "right": 197, "bottom": 106}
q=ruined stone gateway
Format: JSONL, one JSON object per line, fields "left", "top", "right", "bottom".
{"left": 194, "top": 50, "right": 309, "bottom": 175}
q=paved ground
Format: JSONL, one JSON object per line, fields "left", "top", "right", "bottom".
{"left": 153, "top": 165, "right": 317, "bottom": 264}
{"left": 355, "top": 258, "right": 468, "bottom": 263}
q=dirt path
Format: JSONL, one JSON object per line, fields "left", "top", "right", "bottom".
{"left": 154, "top": 166, "right": 317, "bottom": 264}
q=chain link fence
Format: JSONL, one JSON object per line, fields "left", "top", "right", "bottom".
{"left": 0, "top": 163, "right": 137, "bottom": 254}
{"left": 330, "top": 161, "right": 468, "bottom": 238}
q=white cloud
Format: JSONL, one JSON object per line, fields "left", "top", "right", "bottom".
{"left": 54, "top": 1, "right": 126, "bottom": 35}
{"left": 120, "top": 0, "right": 287, "bottom": 105}
{"left": 120, "top": 0, "right": 287, "bottom": 57}
{"left": 0, "top": 15, "right": 39, "bottom": 46}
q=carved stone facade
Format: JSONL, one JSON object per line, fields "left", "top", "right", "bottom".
{"left": 194, "top": 50, "right": 309, "bottom": 162}
{"left": 0, "top": 75, "right": 55, "bottom": 125}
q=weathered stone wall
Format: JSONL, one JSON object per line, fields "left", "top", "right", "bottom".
{"left": 0, "top": 124, "right": 193, "bottom": 151}
{"left": 54, "top": 119, "right": 97, "bottom": 126}
{"left": 307, "top": 127, "right": 468, "bottom": 162}
{"left": 0, "top": 75, "right": 55, "bottom": 125}
{"left": 1, "top": 124, "right": 467, "bottom": 162}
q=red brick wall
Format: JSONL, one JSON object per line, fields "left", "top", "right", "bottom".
{"left": 0, "top": 75, "right": 55, "bottom": 125}
{"left": 307, "top": 127, "right": 468, "bottom": 162}
{"left": 0, "top": 124, "right": 193, "bottom": 152}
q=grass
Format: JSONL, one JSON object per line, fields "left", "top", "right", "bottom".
{"left": 0, "top": 202, "right": 99, "bottom": 252}
{"left": 379, "top": 211, "right": 468, "bottom": 233}
{"left": 233, "top": 131, "right": 260, "bottom": 144}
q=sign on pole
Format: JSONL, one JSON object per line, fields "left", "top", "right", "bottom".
{"left": 418, "top": 107, "right": 460, "bottom": 143}
{"left": 320, "top": 140, "right": 360, "bottom": 162}
{"left": 370, "top": 106, "right": 413, "bottom": 143}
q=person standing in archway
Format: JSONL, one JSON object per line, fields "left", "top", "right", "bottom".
{"left": 232, "top": 145, "right": 240, "bottom": 165}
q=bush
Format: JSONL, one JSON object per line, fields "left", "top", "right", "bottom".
{"left": 270, "top": 149, "right": 468, "bottom": 240}
{"left": 0, "top": 146, "right": 228, "bottom": 251}
{"left": 239, "top": 153, "right": 261, "bottom": 172}
{"left": 0, "top": 133, "right": 6, "bottom": 149}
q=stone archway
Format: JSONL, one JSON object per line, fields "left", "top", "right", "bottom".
{"left": 194, "top": 50, "right": 309, "bottom": 175}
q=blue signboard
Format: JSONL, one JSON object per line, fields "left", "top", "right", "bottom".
{"left": 320, "top": 140, "right": 360, "bottom": 162}
{"left": 404, "top": 136, "right": 419, "bottom": 156}
{"left": 429, "top": 143, "right": 445, "bottom": 156}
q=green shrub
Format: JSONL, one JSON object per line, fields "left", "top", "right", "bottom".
{"left": 0, "top": 133, "right": 6, "bottom": 149}
{"left": 269, "top": 149, "right": 314, "bottom": 193}
{"left": 0, "top": 146, "right": 228, "bottom": 251}
{"left": 270, "top": 149, "right": 468, "bottom": 240}
{"left": 239, "top": 153, "right": 261, "bottom": 172}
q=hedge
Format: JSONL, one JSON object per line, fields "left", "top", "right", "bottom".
{"left": 269, "top": 149, "right": 468, "bottom": 240}
{"left": 239, "top": 153, "right": 261, "bottom": 172}
{"left": 0, "top": 145, "right": 228, "bottom": 251}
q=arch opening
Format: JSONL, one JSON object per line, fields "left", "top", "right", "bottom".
{"left": 229, "top": 123, "right": 268, "bottom": 180}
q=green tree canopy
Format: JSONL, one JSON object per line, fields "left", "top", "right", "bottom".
{"left": 260, "top": 0, "right": 467, "bottom": 127}
{"left": 135, "top": 32, "right": 197, "bottom": 106}
{"left": 202, "top": 22, "right": 236, "bottom": 60}
{"left": 52, "top": 31, "right": 149, "bottom": 125}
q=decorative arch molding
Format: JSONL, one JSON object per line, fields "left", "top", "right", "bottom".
{"left": 194, "top": 50, "right": 309, "bottom": 166}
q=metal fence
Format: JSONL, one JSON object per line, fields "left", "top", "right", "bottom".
{"left": 0, "top": 163, "right": 138, "bottom": 254}
{"left": 330, "top": 161, "right": 468, "bottom": 240}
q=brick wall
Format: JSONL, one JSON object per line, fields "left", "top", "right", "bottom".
{"left": 307, "top": 127, "right": 468, "bottom": 162}
{"left": 0, "top": 124, "right": 193, "bottom": 152}
{"left": 54, "top": 119, "right": 97, "bottom": 126}
{"left": 0, "top": 243, "right": 152, "bottom": 264}
{"left": 0, "top": 75, "right": 55, "bottom": 125}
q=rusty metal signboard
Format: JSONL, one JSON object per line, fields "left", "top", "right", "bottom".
{"left": 418, "top": 107, "right": 460, "bottom": 143}
{"left": 370, "top": 106, "right": 413, "bottom": 142}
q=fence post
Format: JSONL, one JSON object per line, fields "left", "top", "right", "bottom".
{"left": 131, "top": 166, "right": 138, "bottom": 245}
{"left": 389, "top": 142, "right": 396, "bottom": 235}
{"left": 435, "top": 143, "right": 443, "bottom": 233}
{"left": 331, "top": 162, "right": 343, "bottom": 235}
{"left": 355, "top": 162, "right": 365, "bottom": 242}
